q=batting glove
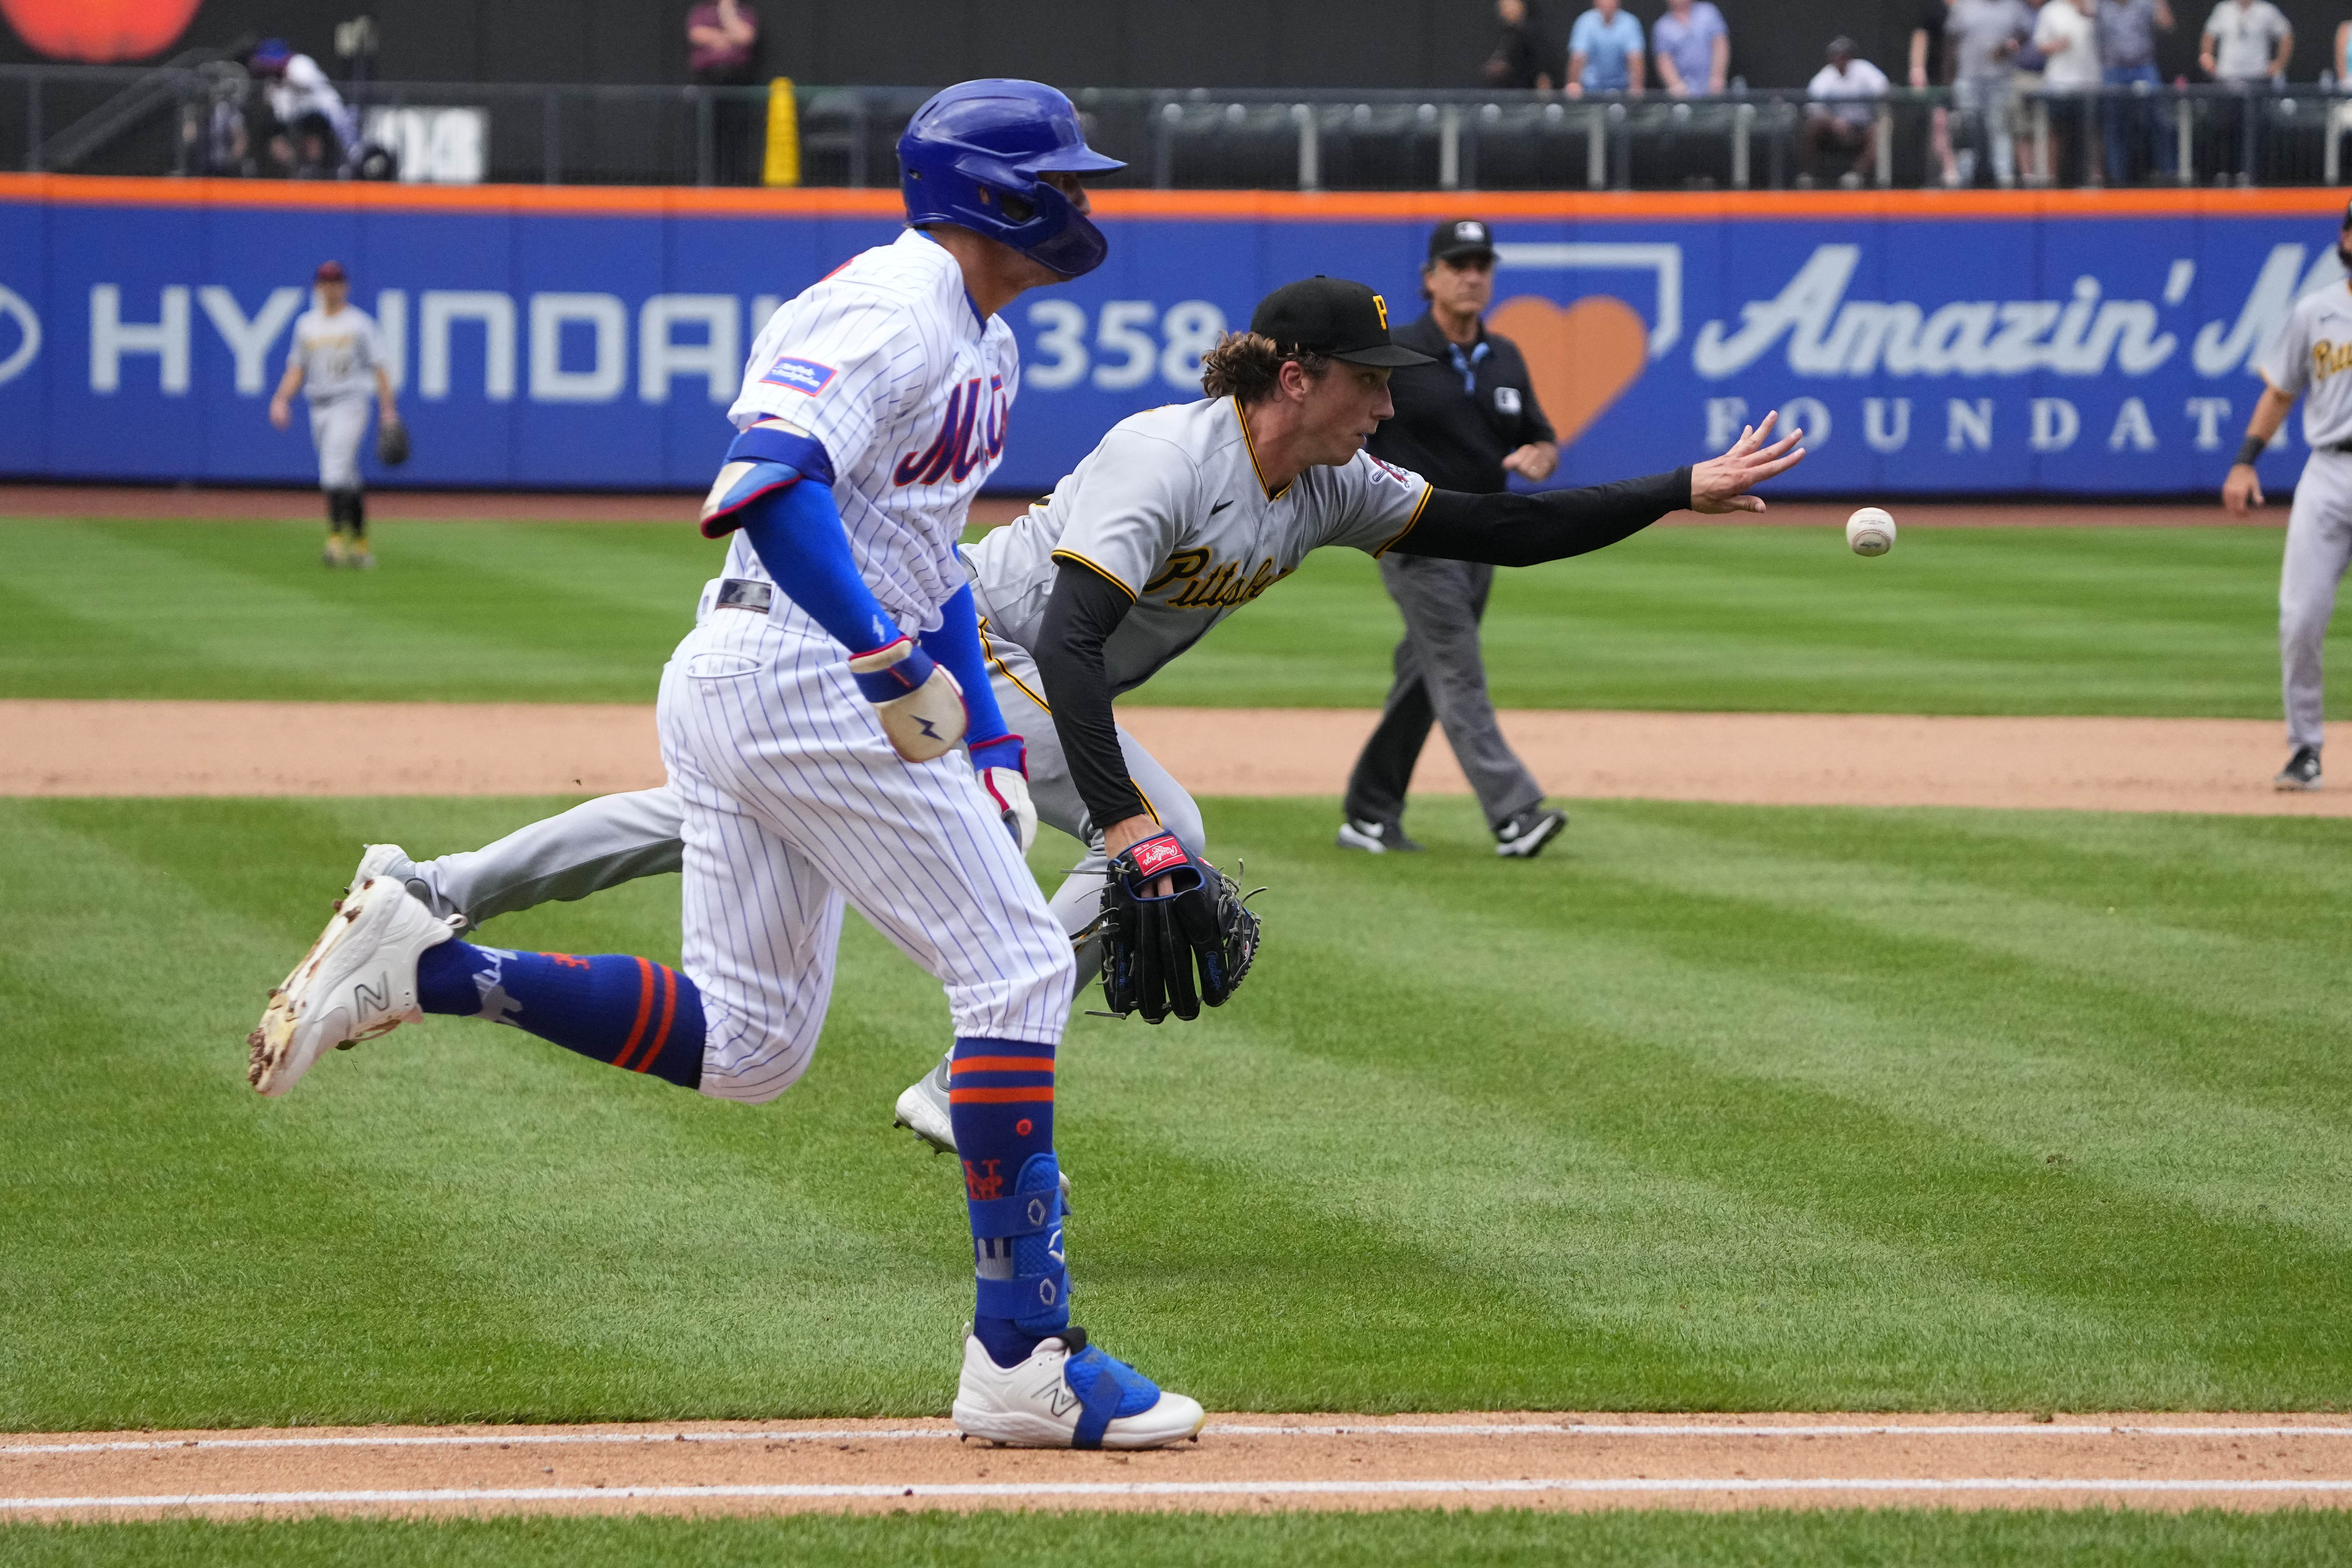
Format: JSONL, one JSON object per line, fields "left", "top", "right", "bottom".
{"left": 969, "top": 734, "right": 1036, "bottom": 852}
{"left": 848, "top": 636, "right": 968, "bottom": 763}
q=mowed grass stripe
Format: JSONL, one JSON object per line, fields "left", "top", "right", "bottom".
{"left": 5, "top": 1508, "right": 2349, "bottom": 1568}
{"left": 0, "top": 518, "right": 2335, "bottom": 716}
{"left": 2, "top": 795, "right": 2348, "bottom": 1427}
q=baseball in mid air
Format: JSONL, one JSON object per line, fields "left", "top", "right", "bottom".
{"left": 1846, "top": 506, "right": 1896, "bottom": 556}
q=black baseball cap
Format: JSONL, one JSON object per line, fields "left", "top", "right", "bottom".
{"left": 314, "top": 259, "right": 348, "bottom": 283}
{"left": 1250, "top": 276, "right": 1433, "bottom": 367}
{"left": 1427, "top": 218, "right": 1496, "bottom": 263}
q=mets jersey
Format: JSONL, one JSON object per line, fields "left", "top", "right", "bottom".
{"left": 723, "top": 229, "right": 1020, "bottom": 633}
{"left": 286, "top": 305, "right": 382, "bottom": 403}
{"left": 968, "top": 396, "right": 1431, "bottom": 694}
{"left": 2259, "top": 281, "right": 2352, "bottom": 451}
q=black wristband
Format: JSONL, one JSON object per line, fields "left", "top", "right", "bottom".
{"left": 2236, "top": 436, "right": 2267, "bottom": 467}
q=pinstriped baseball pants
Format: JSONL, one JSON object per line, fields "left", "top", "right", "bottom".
{"left": 657, "top": 599, "right": 1076, "bottom": 1105}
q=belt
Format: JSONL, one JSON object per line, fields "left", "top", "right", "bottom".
{"left": 714, "top": 577, "right": 774, "bottom": 613}
{"left": 2331, "top": 441, "right": 2352, "bottom": 456}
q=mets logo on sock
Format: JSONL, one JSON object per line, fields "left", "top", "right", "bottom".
{"left": 894, "top": 375, "right": 1008, "bottom": 487}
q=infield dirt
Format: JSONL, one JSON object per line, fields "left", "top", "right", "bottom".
{"left": 4, "top": 700, "right": 2338, "bottom": 815}
{"left": 5, "top": 1416, "right": 2349, "bottom": 1520}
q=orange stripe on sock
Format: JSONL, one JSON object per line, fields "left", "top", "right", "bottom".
{"left": 948, "top": 1086, "right": 1056, "bottom": 1104}
{"left": 948, "top": 1055, "right": 1056, "bottom": 1076}
{"left": 612, "top": 956, "right": 656, "bottom": 1069}
{"left": 638, "top": 964, "right": 679, "bottom": 1073}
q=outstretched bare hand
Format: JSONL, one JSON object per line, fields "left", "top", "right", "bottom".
{"left": 1689, "top": 410, "right": 1807, "bottom": 514}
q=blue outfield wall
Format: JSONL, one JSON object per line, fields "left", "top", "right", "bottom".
{"left": 0, "top": 180, "right": 2343, "bottom": 497}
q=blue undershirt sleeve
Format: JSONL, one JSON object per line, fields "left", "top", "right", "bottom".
{"left": 920, "top": 576, "right": 1017, "bottom": 764}
{"left": 736, "top": 479, "right": 904, "bottom": 657}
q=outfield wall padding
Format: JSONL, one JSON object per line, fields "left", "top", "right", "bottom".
{"left": 0, "top": 177, "right": 2343, "bottom": 497}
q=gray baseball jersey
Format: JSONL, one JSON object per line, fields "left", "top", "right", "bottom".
{"left": 2258, "top": 281, "right": 2352, "bottom": 449}
{"left": 966, "top": 395, "right": 1432, "bottom": 694}
{"left": 286, "top": 305, "right": 383, "bottom": 403}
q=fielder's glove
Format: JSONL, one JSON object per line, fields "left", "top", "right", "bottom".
{"left": 376, "top": 418, "right": 410, "bottom": 466}
{"left": 1099, "top": 828, "right": 1262, "bottom": 1024}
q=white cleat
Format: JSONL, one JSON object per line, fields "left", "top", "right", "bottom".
{"left": 248, "top": 877, "right": 462, "bottom": 1097}
{"left": 952, "top": 1329, "right": 1205, "bottom": 1450}
{"left": 892, "top": 1051, "right": 1073, "bottom": 1206}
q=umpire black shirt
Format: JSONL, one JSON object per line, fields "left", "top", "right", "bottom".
{"left": 1368, "top": 311, "right": 1556, "bottom": 495}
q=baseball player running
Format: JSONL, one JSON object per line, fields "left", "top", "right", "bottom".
{"left": 2224, "top": 197, "right": 2352, "bottom": 791}
{"left": 271, "top": 260, "right": 399, "bottom": 569}
{"left": 308, "top": 276, "right": 1804, "bottom": 1161}
{"left": 249, "top": 80, "right": 1208, "bottom": 1451}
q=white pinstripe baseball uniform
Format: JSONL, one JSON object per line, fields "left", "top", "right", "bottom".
{"left": 660, "top": 229, "right": 1073, "bottom": 1105}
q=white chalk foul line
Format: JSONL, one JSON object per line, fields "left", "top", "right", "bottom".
{"left": 8, "top": 1423, "right": 2352, "bottom": 1457}
{"left": 7, "top": 1477, "right": 2352, "bottom": 1511}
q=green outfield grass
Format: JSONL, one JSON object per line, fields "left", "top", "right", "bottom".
{"left": 0, "top": 517, "right": 2327, "bottom": 716}
{"left": 9, "top": 1510, "right": 2350, "bottom": 1568}
{"left": 3, "top": 792, "right": 2347, "bottom": 1431}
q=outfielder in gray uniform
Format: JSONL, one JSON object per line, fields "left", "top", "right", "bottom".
{"left": 2224, "top": 201, "right": 2352, "bottom": 791}
{"left": 346, "top": 276, "right": 1805, "bottom": 1154}
{"left": 271, "top": 259, "right": 397, "bottom": 569}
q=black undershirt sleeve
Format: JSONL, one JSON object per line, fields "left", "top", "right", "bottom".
{"left": 1388, "top": 466, "right": 1693, "bottom": 566}
{"left": 1033, "top": 561, "right": 1153, "bottom": 833}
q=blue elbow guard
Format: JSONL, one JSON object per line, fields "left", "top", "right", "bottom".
{"left": 698, "top": 420, "right": 839, "bottom": 538}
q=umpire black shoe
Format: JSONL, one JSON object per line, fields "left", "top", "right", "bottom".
{"left": 2275, "top": 746, "right": 2323, "bottom": 791}
{"left": 1335, "top": 817, "right": 1423, "bottom": 854}
{"left": 1493, "top": 806, "right": 1568, "bottom": 859}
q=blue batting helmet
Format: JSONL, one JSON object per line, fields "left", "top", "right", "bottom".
{"left": 897, "top": 80, "right": 1125, "bottom": 280}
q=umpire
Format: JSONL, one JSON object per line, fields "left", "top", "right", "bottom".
{"left": 1339, "top": 219, "right": 1568, "bottom": 858}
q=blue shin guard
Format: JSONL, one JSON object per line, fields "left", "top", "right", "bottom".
{"left": 971, "top": 1151, "right": 1069, "bottom": 1367}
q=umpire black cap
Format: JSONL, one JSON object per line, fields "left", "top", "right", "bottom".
{"left": 1251, "top": 276, "right": 1433, "bottom": 367}
{"left": 1427, "top": 218, "right": 1496, "bottom": 263}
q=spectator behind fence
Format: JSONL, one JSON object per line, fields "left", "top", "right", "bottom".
{"left": 247, "top": 38, "right": 356, "bottom": 178}
{"left": 1803, "top": 37, "right": 1890, "bottom": 187}
{"left": 1947, "top": 0, "right": 2032, "bottom": 186}
{"left": 2034, "top": 0, "right": 2100, "bottom": 185}
{"left": 1567, "top": 0, "right": 1645, "bottom": 96}
{"left": 1913, "top": 0, "right": 1961, "bottom": 187}
{"left": 2201, "top": 0, "right": 2291, "bottom": 182}
{"left": 1485, "top": 0, "right": 1555, "bottom": 89}
{"left": 687, "top": 0, "right": 762, "bottom": 185}
{"left": 1652, "top": 0, "right": 1729, "bottom": 95}
{"left": 2099, "top": 0, "right": 2176, "bottom": 183}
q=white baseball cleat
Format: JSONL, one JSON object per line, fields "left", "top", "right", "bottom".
{"left": 892, "top": 1051, "right": 957, "bottom": 1153}
{"left": 892, "top": 1051, "right": 1072, "bottom": 1206}
{"left": 248, "top": 877, "right": 463, "bottom": 1097}
{"left": 952, "top": 1328, "right": 1205, "bottom": 1450}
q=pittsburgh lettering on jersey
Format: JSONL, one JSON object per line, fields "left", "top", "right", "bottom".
{"left": 893, "top": 374, "right": 1008, "bottom": 487}
{"left": 1146, "top": 549, "right": 1294, "bottom": 610}
{"left": 2313, "top": 340, "right": 2352, "bottom": 385}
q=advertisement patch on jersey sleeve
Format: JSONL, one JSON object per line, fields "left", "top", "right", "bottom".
{"left": 759, "top": 355, "right": 838, "bottom": 396}
{"left": 1367, "top": 456, "right": 1413, "bottom": 488}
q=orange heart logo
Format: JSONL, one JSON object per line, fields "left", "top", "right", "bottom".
{"left": 1487, "top": 293, "right": 1650, "bottom": 448}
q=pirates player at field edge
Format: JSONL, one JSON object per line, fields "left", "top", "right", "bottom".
{"left": 2223, "top": 197, "right": 2352, "bottom": 791}
{"left": 314, "top": 274, "right": 1804, "bottom": 1155}
{"left": 270, "top": 260, "right": 399, "bottom": 569}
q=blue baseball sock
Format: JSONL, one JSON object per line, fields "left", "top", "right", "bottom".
{"left": 415, "top": 940, "right": 704, "bottom": 1088}
{"left": 950, "top": 1035, "right": 1064, "bottom": 1369}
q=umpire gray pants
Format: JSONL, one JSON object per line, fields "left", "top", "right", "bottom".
{"left": 2282, "top": 450, "right": 2352, "bottom": 753}
{"left": 1344, "top": 554, "right": 1544, "bottom": 831}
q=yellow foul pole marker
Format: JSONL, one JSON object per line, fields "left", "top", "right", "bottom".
{"left": 763, "top": 78, "right": 801, "bottom": 188}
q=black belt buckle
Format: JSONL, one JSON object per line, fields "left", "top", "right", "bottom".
{"left": 715, "top": 577, "right": 774, "bottom": 613}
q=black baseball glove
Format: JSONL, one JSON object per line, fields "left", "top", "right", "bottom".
{"left": 1099, "top": 829, "right": 1262, "bottom": 1024}
{"left": 376, "top": 418, "right": 410, "bottom": 466}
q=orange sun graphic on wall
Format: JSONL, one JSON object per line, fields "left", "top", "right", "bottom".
{"left": 2, "top": 0, "right": 202, "bottom": 62}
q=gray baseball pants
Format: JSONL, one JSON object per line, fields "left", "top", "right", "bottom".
{"left": 385, "top": 605, "right": 1201, "bottom": 979}
{"left": 1343, "top": 553, "right": 1544, "bottom": 831}
{"left": 2282, "top": 451, "right": 2352, "bottom": 753}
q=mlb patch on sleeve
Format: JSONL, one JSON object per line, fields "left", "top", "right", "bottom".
{"left": 759, "top": 355, "right": 838, "bottom": 395}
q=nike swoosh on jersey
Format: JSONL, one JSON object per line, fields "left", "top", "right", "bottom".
{"left": 1209, "top": 500, "right": 1233, "bottom": 515}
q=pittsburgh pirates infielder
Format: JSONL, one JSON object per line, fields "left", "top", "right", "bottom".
{"left": 249, "top": 80, "right": 1209, "bottom": 1451}
{"left": 332, "top": 276, "right": 1804, "bottom": 1153}
{"left": 270, "top": 260, "right": 398, "bottom": 569}
{"left": 2225, "top": 198, "right": 2352, "bottom": 791}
